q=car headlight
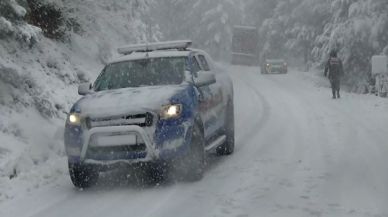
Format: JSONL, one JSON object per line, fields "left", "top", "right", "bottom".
{"left": 266, "top": 63, "right": 270, "bottom": 67}
{"left": 284, "top": 62, "right": 287, "bottom": 66}
{"left": 158, "top": 104, "right": 182, "bottom": 119}
{"left": 67, "top": 113, "right": 82, "bottom": 125}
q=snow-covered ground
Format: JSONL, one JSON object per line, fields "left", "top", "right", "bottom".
{"left": 1, "top": 64, "right": 388, "bottom": 217}
{"left": 0, "top": 36, "right": 104, "bottom": 202}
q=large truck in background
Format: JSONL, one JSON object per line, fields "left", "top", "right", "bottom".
{"left": 231, "top": 25, "right": 259, "bottom": 66}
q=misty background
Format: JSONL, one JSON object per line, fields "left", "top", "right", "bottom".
{"left": 2, "top": 1, "right": 388, "bottom": 81}
{"left": 0, "top": 0, "right": 387, "bottom": 138}
{"left": 1, "top": 0, "right": 388, "bottom": 202}
{"left": 152, "top": 0, "right": 388, "bottom": 84}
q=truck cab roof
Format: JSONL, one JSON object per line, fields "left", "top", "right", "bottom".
{"left": 110, "top": 50, "right": 191, "bottom": 64}
{"left": 109, "top": 40, "right": 199, "bottom": 64}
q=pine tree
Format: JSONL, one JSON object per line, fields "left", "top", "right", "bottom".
{"left": 195, "top": 0, "right": 246, "bottom": 60}
{"left": 43, "top": 0, "right": 158, "bottom": 63}
{"left": 152, "top": 0, "right": 246, "bottom": 61}
{"left": 151, "top": 0, "right": 197, "bottom": 41}
{"left": 153, "top": 0, "right": 388, "bottom": 82}
{"left": 313, "top": 0, "right": 388, "bottom": 77}
{"left": 244, "top": 0, "right": 278, "bottom": 27}
{"left": 0, "top": 0, "right": 41, "bottom": 44}
{"left": 287, "top": 0, "right": 331, "bottom": 64}
{"left": 55, "top": 0, "right": 154, "bottom": 43}
{"left": 262, "top": 0, "right": 303, "bottom": 54}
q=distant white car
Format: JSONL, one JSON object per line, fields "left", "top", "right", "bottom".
{"left": 261, "top": 51, "right": 288, "bottom": 74}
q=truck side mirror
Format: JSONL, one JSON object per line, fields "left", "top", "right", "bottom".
{"left": 78, "top": 83, "right": 92, "bottom": 95}
{"left": 194, "top": 71, "right": 216, "bottom": 87}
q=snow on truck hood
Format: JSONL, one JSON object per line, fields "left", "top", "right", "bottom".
{"left": 76, "top": 85, "right": 188, "bottom": 118}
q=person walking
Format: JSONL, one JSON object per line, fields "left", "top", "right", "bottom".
{"left": 324, "top": 50, "right": 344, "bottom": 99}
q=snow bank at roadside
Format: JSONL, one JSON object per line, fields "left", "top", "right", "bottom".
{"left": 296, "top": 68, "right": 388, "bottom": 112}
{"left": 0, "top": 26, "right": 156, "bottom": 205}
{"left": 0, "top": 0, "right": 161, "bottom": 203}
{"left": 0, "top": 35, "right": 106, "bottom": 202}
{"left": 0, "top": 153, "right": 68, "bottom": 202}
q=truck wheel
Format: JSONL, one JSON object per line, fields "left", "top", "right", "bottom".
{"left": 181, "top": 124, "right": 205, "bottom": 181}
{"left": 145, "top": 162, "right": 170, "bottom": 184}
{"left": 217, "top": 100, "right": 235, "bottom": 155}
{"left": 69, "top": 162, "right": 99, "bottom": 188}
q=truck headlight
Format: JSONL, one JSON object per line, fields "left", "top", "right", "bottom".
{"left": 67, "top": 113, "right": 82, "bottom": 125}
{"left": 158, "top": 104, "right": 182, "bottom": 119}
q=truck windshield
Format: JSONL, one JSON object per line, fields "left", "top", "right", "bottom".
{"left": 94, "top": 57, "right": 187, "bottom": 91}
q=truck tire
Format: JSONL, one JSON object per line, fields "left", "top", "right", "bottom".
{"left": 261, "top": 66, "right": 268, "bottom": 74}
{"left": 69, "top": 162, "right": 99, "bottom": 188}
{"left": 145, "top": 162, "right": 170, "bottom": 184}
{"left": 217, "top": 100, "right": 235, "bottom": 155}
{"left": 181, "top": 124, "right": 205, "bottom": 181}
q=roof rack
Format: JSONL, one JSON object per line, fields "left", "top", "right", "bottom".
{"left": 118, "top": 40, "right": 192, "bottom": 55}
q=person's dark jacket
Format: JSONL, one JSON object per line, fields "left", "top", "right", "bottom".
{"left": 324, "top": 57, "right": 344, "bottom": 81}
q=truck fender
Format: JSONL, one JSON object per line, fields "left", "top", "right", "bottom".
{"left": 194, "top": 115, "right": 204, "bottom": 136}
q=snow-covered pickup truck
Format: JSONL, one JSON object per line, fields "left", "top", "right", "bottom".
{"left": 64, "top": 40, "right": 234, "bottom": 188}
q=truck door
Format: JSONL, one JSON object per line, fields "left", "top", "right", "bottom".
{"left": 195, "top": 54, "right": 224, "bottom": 139}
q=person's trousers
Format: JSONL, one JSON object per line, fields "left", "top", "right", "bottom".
{"left": 330, "top": 79, "right": 340, "bottom": 95}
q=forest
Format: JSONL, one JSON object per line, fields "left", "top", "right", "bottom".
{"left": 153, "top": 0, "right": 388, "bottom": 83}
{"left": 1, "top": 0, "right": 388, "bottom": 91}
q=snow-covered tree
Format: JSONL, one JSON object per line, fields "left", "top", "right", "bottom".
{"left": 262, "top": 1, "right": 297, "bottom": 50}
{"left": 0, "top": 0, "right": 41, "bottom": 44}
{"left": 260, "top": 0, "right": 328, "bottom": 63}
{"left": 285, "top": 0, "right": 331, "bottom": 63}
{"left": 1, "top": 0, "right": 157, "bottom": 122}
{"left": 151, "top": 0, "right": 197, "bottom": 41}
{"left": 258, "top": 0, "right": 388, "bottom": 82}
{"left": 35, "top": 0, "right": 158, "bottom": 63}
{"left": 244, "top": 0, "right": 278, "bottom": 28}
{"left": 195, "top": 0, "right": 246, "bottom": 60}
{"left": 153, "top": 0, "right": 246, "bottom": 61}
{"left": 51, "top": 0, "right": 154, "bottom": 43}
{"left": 313, "top": 0, "right": 388, "bottom": 78}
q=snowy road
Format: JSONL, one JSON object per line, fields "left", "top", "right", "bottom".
{"left": 2, "top": 65, "right": 388, "bottom": 217}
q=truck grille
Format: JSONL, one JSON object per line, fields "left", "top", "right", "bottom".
{"left": 85, "top": 113, "right": 154, "bottom": 129}
{"left": 85, "top": 144, "right": 147, "bottom": 160}
{"left": 87, "top": 144, "right": 146, "bottom": 154}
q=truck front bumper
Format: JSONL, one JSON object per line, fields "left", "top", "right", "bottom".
{"left": 267, "top": 66, "right": 287, "bottom": 73}
{"left": 81, "top": 125, "right": 156, "bottom": 164}
{"left": 65, "top": 121, "right": 193, "bottom": 165}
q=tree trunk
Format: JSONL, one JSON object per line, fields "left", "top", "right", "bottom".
{"left": 303, "top": 44, "right": 309, "bottom": 64}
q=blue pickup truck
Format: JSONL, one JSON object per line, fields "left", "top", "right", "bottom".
{"left": 64, "top": 40, "right": 234, "bottom": 188}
